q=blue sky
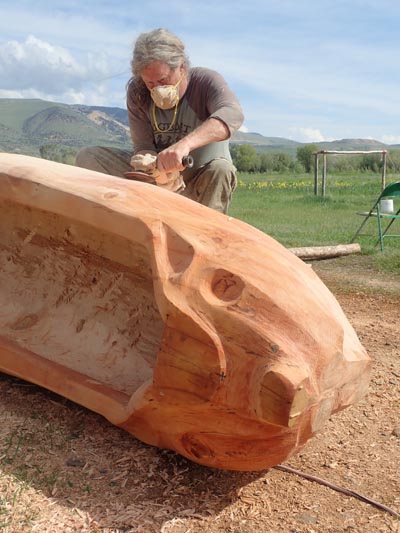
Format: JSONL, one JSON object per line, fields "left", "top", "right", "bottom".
{"left": 1, "top": 0, "right": 399, "bottom": 143}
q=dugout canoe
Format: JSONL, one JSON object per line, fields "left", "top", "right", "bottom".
{"left": 0, "top": 154, "right": 370, "bottom": 471}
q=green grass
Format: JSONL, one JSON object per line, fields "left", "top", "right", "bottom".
{"left": 229, "top": 171, "right": 400, "bottom": 273}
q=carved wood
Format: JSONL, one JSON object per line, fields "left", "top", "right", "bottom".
{"left": 0, "top": 154, "right": 370, "bottom": 471}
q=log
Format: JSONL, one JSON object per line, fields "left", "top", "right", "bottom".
{"left": 0, "top": 154, "right": 370, "bottom": 471}
{"left": 315, "top": 150, "right": 387, "bottom": 155}
{"left": 289, "top": 243, "right": 361, "bottom": 260}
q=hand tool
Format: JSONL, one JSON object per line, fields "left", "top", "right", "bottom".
{"left": 124, "top": 155, "right": 193, "bottom": 182}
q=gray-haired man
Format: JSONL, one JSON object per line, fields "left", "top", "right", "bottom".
{"left": 76, "top": 28, "right": 244, "bottom": 214}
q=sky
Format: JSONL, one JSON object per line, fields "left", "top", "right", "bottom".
{"left": 0, "top": 0, "right": 400, "bottom": 143}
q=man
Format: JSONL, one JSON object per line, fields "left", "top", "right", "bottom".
{"left": 75, "top": 28, "right": 244, "bottom": 213}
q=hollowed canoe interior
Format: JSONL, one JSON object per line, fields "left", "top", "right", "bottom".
{"left": 0, "top": 200, "right": 164, "bottom": 395}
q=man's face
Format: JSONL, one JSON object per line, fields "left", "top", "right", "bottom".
{"left": 141, "top": 61, "right": 186, "bottom": 96}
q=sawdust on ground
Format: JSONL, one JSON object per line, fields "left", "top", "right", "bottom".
{"left": 0, "top": 256, "right": 399, "bottom": 533}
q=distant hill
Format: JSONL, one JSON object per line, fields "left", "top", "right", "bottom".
{"left": 0, "top": 98, "right": 131, "bottom": 156}
{"left": 231, "top": 131, "right": 300, "bottom": 147}
{"left": 231, "top": 132, "right": 389, "bottom": 154}
{"left": 72, "top": 104, "right": 130, "bottom": 128}
{"left": 230, "top": 131, "right": 301, "bottom": 155}
{"left": 316, "top": 138, "right": 387, "bottom": 151}
{"left": 0, "top": 98, "right": 394, "bottom": 158}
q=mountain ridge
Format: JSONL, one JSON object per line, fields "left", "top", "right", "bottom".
{"left": 0, "top": 98, "right": 394, "bottom": 157}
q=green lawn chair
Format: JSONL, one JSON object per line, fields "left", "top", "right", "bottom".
{"left": 351, "top": 181, "right": 400, "bottom": 251}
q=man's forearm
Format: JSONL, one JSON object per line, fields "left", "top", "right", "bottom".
{"left": 177, "top": 117, "right": 230, "bottom": 153}
{"left": 157, "top": 118, "right": 230, "bottom": 172}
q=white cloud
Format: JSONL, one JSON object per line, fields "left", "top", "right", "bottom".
{"left": 0, "top": 1, "right": 399, "bottom": 141}
{"left": 0, "top": 86, "right": 123, "bottom": 108}
{"left": 0, "top": 35, "right": 112, "bottom": 96}
{"left": 0, "top": 34, "right": 130, "bottom": 107}
{"left": 289, "top": 127, "right": 326, "bottom": 143}
{"left": 381, "top": 134, "right": 400, "bottom": 145}
{"left": 238, "top": 125, "right": 249, "bottom": 133}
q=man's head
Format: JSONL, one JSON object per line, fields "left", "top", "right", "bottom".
{"left": 131, "top": 28, "right": 190, "bottom": 107}
{"left": 131, "top": 28, "right": 190, "bottom": 79}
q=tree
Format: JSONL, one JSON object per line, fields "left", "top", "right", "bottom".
{"left": 296, "top": 144, "right": 318, "bottom": 173}
{"left": 271, "top": 152, "right": 292, "bottom": 172}
{"left": 40, "top": 144, "right": 77, "bottom": 164}
{"left": 387, "top": 149, "right": 400, "bottom": 172}
{"left": 40, "top": 143, "right": 60, "bottom": 161}
{"left": 231, "top": 144, "right": 261, "bottom": 172}
{"left": 360, "top": 154, "right": 381, "bottom": 173}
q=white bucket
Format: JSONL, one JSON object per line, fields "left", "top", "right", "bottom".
{"left": 380, "top": 199, "right": 394, "bottom": 213}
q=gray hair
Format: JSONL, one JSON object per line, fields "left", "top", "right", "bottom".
{"left": 131, "top": 28, "right": 190, "bottom": 77}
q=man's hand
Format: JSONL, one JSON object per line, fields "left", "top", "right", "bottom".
{"left": 156, "top": 144, "right": 190, "bottom": 174}
{"left": 155, "top": 171, "right": 185, "bottom": 193}
{"left": 129, "top": 152, "right": 185, "bottom": 193}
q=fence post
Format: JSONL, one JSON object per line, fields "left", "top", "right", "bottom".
{"left": 314, "top": 153, "right": 319, "bottom": 196}
{"left": 310, "top": 149, "right": 388, "bottom": 197}
{"left": 322, "top": 152, "right": 327, "bottom": 197}
{"left": 381, "top": 151, "right": 387, "bottom": 191}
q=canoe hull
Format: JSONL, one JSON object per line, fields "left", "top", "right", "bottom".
{"left": 0, "top": 154, "right": 370, "bottom": 471}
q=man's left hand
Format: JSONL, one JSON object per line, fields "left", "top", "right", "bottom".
{"left": 155, "top": 171, "right": 185, "bottom": 193}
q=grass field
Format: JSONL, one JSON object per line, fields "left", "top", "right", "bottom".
{"left": 229, "top": 170, "right": 400, "bottom": 273}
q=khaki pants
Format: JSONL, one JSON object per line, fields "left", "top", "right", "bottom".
{"left": 75, "top": 147, "right": 237, "bottom": 214}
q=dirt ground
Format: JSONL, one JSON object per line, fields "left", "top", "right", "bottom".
{"left": 0, "top": 255, "right": 399, "bottom": 533}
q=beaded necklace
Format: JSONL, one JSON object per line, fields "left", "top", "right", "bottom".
{"left": 152, "top": 101, "right": 179, "bottom": 133}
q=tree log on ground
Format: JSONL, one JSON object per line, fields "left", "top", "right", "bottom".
{"left": 0, "top": 154, "right": 370, "bottom": 471}
{"left": 289, "top": 243, "right": 361, "bottom": 260}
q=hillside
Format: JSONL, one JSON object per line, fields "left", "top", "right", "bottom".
{"left": 230, "top": 131, "right": 300, "bottom": 148}
{"left": 0, "top": 98, "right": 393, "bottom": 158}
{"left": 316, "top": 138, "right": 387, "bottom": 151}
{"left": 0, "top": 99, "right": 131, "bottom": 156}
{"left": 231, "top": 132, "right": 389, "bottom": 154}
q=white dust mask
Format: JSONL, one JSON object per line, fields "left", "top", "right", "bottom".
{"left": 150, "top": 75, "right": 183, "bottom": 110}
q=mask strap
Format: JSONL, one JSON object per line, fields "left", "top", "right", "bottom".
{"left": 173, "top": 73, "right": 184, "bottom": 89}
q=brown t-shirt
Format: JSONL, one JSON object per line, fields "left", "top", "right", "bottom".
{"left": 126, "top": 67, "right": 244, "bottom": 179}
